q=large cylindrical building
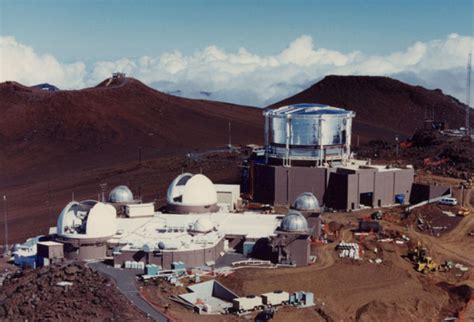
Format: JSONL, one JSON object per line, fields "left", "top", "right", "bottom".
{"left": 264, "top": 103, "right": 355, "bottom": 166}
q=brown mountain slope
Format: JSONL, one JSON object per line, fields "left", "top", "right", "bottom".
{"left": 269, "top": 75, "right": 474, "bottom": 142}
{"left": 0, "top": 78, "right": 263, "bottom": 176}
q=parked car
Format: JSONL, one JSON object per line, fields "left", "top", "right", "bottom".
{"left": 438, "top": 197, "right": 458, "bottom": 206}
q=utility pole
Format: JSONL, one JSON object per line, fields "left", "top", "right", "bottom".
{"left": 395, "top": 136, "right": 399, "bottom": 158}
{"left": 466, "top": 52, "right": 472, "bottom": 134}
{"left": 99, "top": 183, "right": 107, "bottom": 202}
{"left": 228, "top": 122, "right": 232, "bottom": 150}
{"left": 3, "top": 195, "right": 8, "bottom": 256}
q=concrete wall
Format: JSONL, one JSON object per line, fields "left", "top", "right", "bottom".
{"left": 325, "top": 172, "right": 348, "bottom": 209}
{"left": 374, "top": 171, "right": 393, "bottom": 207}
{"left": 37, "top": 243, "right": 64, "bottom": 259}
{"left": 287, "top": 236, "right": 311, "bottom": 266}
{"left": 214, "top": 184, "right": 240, "bottom": 210}
{"left": 410, "top": 183, "right": 451, "bottom": 204}
{"left": 57, "top": 237, "right": 108, "bottom": 261}
{"left": 166, "top": 203, "right": 219, "bottom": 214}
{"left": 272, "top": 233, "right": 311, "bottom": 267}
{"left": 346, "top": 174, "right": 359, "bottom": 210}
{"left": 114, "top": 239, "right": 225, "bottom": 269}
{"left": 393, "top": 168, "right": 415, "bottom": 203}
{"left": 253, "top": 164, "right": 276, "bottom": 204}
{"left": 252, "top": 163, "right": 414, "bottom": 211}
{"left": 273, "top": 166, "right": 326, "bottom": 206}
{"left": 358, "top": 169, "right": 377, "bottom": 193}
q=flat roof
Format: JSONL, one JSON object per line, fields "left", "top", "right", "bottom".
{"left": 333, "top": 160, "right": 412, "bottom": 172}
{"left": 110, "top": 211, "right": 282, "bottom": 252}
{"left": 37, "top": 241, "right": 63, "bottom": 246}
{"left": 266, "top": 103, "right": 354, "bottom": 117}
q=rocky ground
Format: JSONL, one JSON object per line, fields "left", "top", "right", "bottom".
{"left": 142, "top": 204, "right": 474, "bottom": 321}
{"left": 0, "top": 262, "right": 148, "bottom": 320}
{"left": 355, "top": 129, "right": 474, "bottom": 179}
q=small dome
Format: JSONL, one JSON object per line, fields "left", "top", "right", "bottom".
{"left": 279, "top": 211, "right": 308, "bottom": 232}
{"left": 143, "top": 243, "right": 154, "bottom": 252}
{"left": 109, "top": 185, "right": 134, "bottom": 203}
{"left": 158, "top": 241, "right": 166, "bottom": 250}
{"left": 192, "top": 217, "right": 214, "bottom": 233}
{"left": 167, "top": 173, "right": 217, "bottom": 207}
{"left": 292, "top": 192, "right": 320, "bottom": 212}
{"left": 157, "top": 241, "right": 178, "bottom": 250}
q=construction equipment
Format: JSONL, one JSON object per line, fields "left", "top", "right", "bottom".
{"left": 416, "top": 256, "right": 438, "bottom": 274}
{"left": 407, "top": 243, "right": 427, "bottom": 262}
{"left": 439, "top": 260, "right": 454, "bottom": 272}
{"left": 371, "top": 210, "right": 383, "bottom": 220}
{"left": 407, "top": 242, "right": 438, "bottom": 274}
{"left": 457, "top": 207, "right": 471, "bottom": 217}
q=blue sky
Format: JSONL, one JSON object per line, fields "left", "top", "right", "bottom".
{"left": 1, "top": 0, "right": 472, "bottom": 62}
{"left": 0, "top": 0, "right": 473, "bottom": 106}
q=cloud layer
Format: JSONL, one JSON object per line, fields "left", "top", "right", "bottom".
{"left": 1, "top": 34, "right": 473, "bottom": 106}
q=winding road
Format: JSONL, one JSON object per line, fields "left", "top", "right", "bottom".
{"left": 88, "top": 262, "right": 170, "bottom": 322}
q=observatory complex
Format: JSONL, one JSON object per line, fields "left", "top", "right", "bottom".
{"left": 35, "top": 172, "right": 318, "bottom": 269}
{"left": 12, "top": 102, "right": 414, "bottom": 272}
{"left": 248, "top": 103, "right": 414, "bottom": 211}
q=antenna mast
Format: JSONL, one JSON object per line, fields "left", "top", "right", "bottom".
{"left": 466, "top": 52, "right": 472, "bottom": 134}
{"left": 228, "top": 122, "right": 232, "bottom": 149}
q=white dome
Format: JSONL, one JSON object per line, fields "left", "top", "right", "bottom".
{"left": 167, "top": 173, "right": 217, "bottom": 206}
{"left": 279, "top": 211, "right": 308, "bottom": 232}
{"left": 57, "top": 201, "right": 117, "bottom": 239}
{"left": 109, "top": 185, "right": 133, "bottom": 203}
{"left": 192, "top": 217, "right": 214, "bottom": 233}
{"left": 292, "top": 192, "right": 320, "bottom": 212}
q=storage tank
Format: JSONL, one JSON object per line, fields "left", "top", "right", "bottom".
{"left": 264, "top": 103, "right": 355, "bottom": 166}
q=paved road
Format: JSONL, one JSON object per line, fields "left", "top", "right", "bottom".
{"left": 88, "top": 262, "right": 170, "bottom": 322}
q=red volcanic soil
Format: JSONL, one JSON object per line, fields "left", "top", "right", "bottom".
{"left": 0, "top": 77, "right": 263, "bottom": 178}
{"left": 1, "top": 75, "right": 473, "bottom": 243}
{"left": 269, "top": 75, "right": 474, "bottom": 142}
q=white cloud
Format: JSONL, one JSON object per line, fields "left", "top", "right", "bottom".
{"left": 1, "top": 34, "right": 473, "bottom": 106}
{"left": 0, "top": 36, "right": 86, "bottom": 88}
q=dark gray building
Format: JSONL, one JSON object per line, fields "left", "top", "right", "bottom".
{"left": 249, "top": 104, "right": 414, "bottom": 210}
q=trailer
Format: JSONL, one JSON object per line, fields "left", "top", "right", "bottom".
{"left": 233, "top": 295, "right": 263, "bottom": 312}
{"left": 261, "top": 291, "right": 289, "bottom": 306}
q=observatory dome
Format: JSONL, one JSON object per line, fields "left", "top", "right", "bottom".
{"left": 192, "top": 217, "right": 214, "bottom": 233}
{"left": 279, "top": 211, "right": 308, "bottom": 232}
{"left": 167, "top": 173, "right": 217, "bottom": 207}
{"left": 108, "top": 185, "right": 134, "bottom": 203}
{"left": 292, "top": 192, "right": 320, "bottom": 212}
{"left": 57, "top": 200, "right": 117, "bottom": 239}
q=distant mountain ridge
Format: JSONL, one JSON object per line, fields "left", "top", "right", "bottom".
{"left": 269, "top": 75, "right": 473, "bottom": 141}
{"left": 0, "top": 77, "right": 262, "bottom": 170}
{"left": 1, "top": 75, "right": 472, "bottom": 172}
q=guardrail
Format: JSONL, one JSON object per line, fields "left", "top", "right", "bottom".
{"left": 405, "top": 193, "right": 452, "bottom": 213}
